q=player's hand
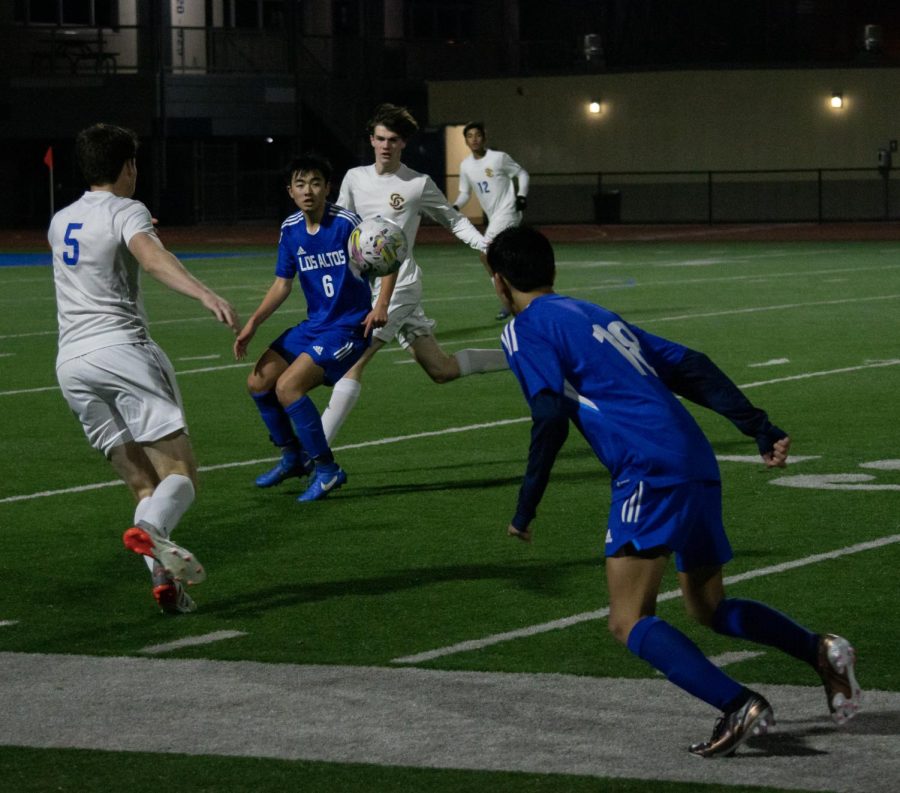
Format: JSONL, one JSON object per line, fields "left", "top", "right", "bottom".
{"left": 233, "top": 324, "right": 255, "bottom": 361}
{"left": 507, "top": 523, "right": 532, "bottom": 543}
{"left": 202, "top": 293, "right": 240, "bottom": 332}
{"left": 362, "top": 306, "right": 387, "bottom": 337}
{"left": 761, "top": 435, "right": 791, "bottom": 468}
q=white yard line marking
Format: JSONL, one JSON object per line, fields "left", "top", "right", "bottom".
{"left": 0, "top": 347, "right": 886, "bottom": 503}
{"left": 390, "top": 533, "right": 900, "bottom": 664}
{"left": 0, "top": 620, "right": 19, "bottom": 628}
{"left": 715, "top": 454, "right": 820, "bottom": 464}
{"left": 4, "top": 263, "right": 899, "bottom": 341}
{"left": 0, "top": 419, "right": 531, "bottom": 504}
{"left": 5, "top": 344, "right": 899, "bottom": 398}
{"left": 708, "top": 650, "right": 765, "bottom": 667}
{"left": 177, "top": 354, "right": 221, "bottom": 361}
{"left": 643, "top": 293, "right": 900, "bottom": 325}
{"left": 749, "top": 358, "right": 790, "bottom": 367}
{"left": 138, "top": 630, "right": 247, "bottom": 655}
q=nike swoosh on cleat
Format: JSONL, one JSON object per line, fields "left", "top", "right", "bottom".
{"left": 319, "top": 476, "right": 340, "bottom": 491}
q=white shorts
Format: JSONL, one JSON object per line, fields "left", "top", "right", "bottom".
{"left": 56, "top": 342, "right": 187, "bottom": 457}
{"left": 372, "top": 295, "right": 436, "bottom": 349}
{"left": 484, "top": 212, "right": 522, "bottom": 244}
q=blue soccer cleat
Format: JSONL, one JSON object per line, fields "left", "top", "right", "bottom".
{"left": 255, "top": 451, "right": 313, "bottom": 488}
{"left": 297, "top": 465, "right": 347, "bottom": 502}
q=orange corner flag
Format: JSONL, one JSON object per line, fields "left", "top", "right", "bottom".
{"left": 43, "top": 146, "right": 54, "bottom": 169}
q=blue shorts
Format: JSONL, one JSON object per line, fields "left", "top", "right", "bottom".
{"left": 605, "top": 480, "right": 733, "bottom": 572}
{"left": 269, "top": 322, "right": 369, "bottom": 386}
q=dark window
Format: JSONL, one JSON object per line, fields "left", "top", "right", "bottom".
{"left": 15, "top": 0, "right": 117, "bottom": 27}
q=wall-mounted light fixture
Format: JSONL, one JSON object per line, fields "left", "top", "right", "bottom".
{"left": 588, "top": 100, "right": 602, "bottom": 114}
{"left": 830, "top": 91, "right": 844, "bottom": 109}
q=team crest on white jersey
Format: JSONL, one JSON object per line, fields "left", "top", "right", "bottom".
{"left": 484, "top": 168, "right": 494, "bottom": 177}
{"left": 313, "top": 345, "right": 324, "bottom": 355}
{"left": 389, "top": 193, "right": 405, "bottom": 209}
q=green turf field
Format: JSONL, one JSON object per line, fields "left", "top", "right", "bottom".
{"left": 1, "top": 237, "right": 898, "bottom": 791}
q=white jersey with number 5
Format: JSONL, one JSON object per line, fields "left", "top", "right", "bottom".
{"left": 337, "top": 163, "right": 485, "bottom": 303}
{"left": 48, "top": 190, "right": 156, "bottom": 367}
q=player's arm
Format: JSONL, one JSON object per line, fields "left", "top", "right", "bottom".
{"left": 451, "top": 170, "right": 472, "bottom": 211}
{"left": 362, "top": 268, "right": 398, "bottom": 335}
{"left": 233, "top": 276, "right": 293, "bottom": 360}
{"left": 508, "top": 389, "right": 571, "bottom": 542}
{"left": 336, "top": 173, "right": 355, "bottom": 212}
{"left": 129, "top": 232, "right": 239, "bottom": 331}
{"left": 506, "top": 155, "right": 530, "bottom": 211}
{"left": 421, "top": 176, "right": 487, "bottom": 253}
{"left": 660, "top": 346, "right": 790, "bottom": 467}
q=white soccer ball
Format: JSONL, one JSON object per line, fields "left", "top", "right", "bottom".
{"left": 347, "top": 216, "right": 408, "bottom": 278}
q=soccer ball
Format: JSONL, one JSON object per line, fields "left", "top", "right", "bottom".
{"left": 347, "top": 216, "right": 408, "bottom": 278}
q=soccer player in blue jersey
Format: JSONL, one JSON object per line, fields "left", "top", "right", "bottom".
{"left": 234, "top": 153, "right": 378, "bottom": 502}
{"left": 487, "top": 226, "right": 861, "bottom": 758}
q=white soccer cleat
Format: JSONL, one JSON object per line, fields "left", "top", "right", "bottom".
{"left": 816, "top": 634, "right": 862, "bottom": 725}
{"left": 123, "top": 525, "right": 206, "bottom": 585}
{"left": 151, "top": 562, "right": 197, "bottom": 614}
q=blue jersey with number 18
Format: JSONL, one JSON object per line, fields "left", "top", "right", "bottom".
{"left": 275, "top": 203, "right": 370, "bottom": 332}
{"left": 500, "top": 294, "right": 720, "bottom": 487}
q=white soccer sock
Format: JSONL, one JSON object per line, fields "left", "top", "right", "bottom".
{"left": 321, "top": 378, "right": 362, "bottom": 444}
{"left": 453, "top": 349, "right": 509, "bottom": 377}
{"left": 138, "top": 474, "right": 195, "bottom": 540}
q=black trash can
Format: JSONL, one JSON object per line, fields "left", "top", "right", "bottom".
{"left": 593, "top": 189, "right": 621, "bottom": 224}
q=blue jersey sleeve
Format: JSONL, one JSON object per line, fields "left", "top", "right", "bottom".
{"left": 501, "top": 320, "right": 565, "bottom": 405}
{"left": 275, "top": 226, "right": 298, "bottom": 280}
{"left": 627, "top": 323, "right": 688, "bottom": 379}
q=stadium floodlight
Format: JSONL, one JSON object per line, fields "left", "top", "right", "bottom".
{"left": 831, "top": 92, "right": 844, "bottom": 109}
{"left": 588, "top": 100, "right": 602, "bottom": 114}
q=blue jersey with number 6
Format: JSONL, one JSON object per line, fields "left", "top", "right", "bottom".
{"left": 500, "top": 294, "right": 720, "bottom": 487}
{"left": 276, "top": 203, "right": 370, "bottom": 332}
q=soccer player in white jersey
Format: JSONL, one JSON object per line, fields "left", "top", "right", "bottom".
{"left": 452, "top": 121, "right": 530, "bottom": 320}
{"left": 319, "top": 103, "right": 508, "bottom": 444}
{"left": 488, "top": 226, "right": 861, "bottom": 758}
{"left": 49, "top": 123, "right": 239, "bottom": 614}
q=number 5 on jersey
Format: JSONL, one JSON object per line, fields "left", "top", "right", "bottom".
{"left": 63, "top": 222, "right": 84, "bottom": 266}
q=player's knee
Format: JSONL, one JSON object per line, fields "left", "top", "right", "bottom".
{"left": 429, "top": 367, "right": 455, "bottom": 384}
{"left": 274, "top": 376, "right": 303, "bottom": 405}
{"left": 246, "top": 370, "right": 268, "bottom": 395}
{"left": 607, "top": 613, "right": 634, "bottom": 645}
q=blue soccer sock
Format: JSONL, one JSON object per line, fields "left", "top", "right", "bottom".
{"left": 627, "top": 616, "right": 747, "bottom": 712}
{"left": 284, "top": 395, "right": 334, "bottom": 464}
{"left": 251, "top": 390, "right": 297, "bottom": 448}
{"left": 712, "top": 598, "right": 819, "bottom": 666}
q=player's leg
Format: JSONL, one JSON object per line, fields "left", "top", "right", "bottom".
{"left": 110, "top": 432, "right": 203, "bottom": 613}
{"left": 407, "top": 328, "right": 507, "bottom": 383}
{"left": 607, "top": 480, "right": 772, "bottom": 756}
{"left": 276, "top": 352, "right": 346, "bottom": 502}
{"left": 608, "top": 549, "right": 772, "bottom": 758}
{"left": 321, "top": 338, "right": 384, "bottom": 443}
{"left": 483, "top": 215, "right": 518, "bottom": 319}
{"left": 680, "top": 564, "right": 861, "bottom": 725}
{"left": 247, "top": 342, "right": 310, "bottom": 487}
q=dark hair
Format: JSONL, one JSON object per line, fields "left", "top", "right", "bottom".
{"left": 486, "top": 226, "right": 555, "bottom": 292}
{"left": 75, "top": 123, "right": 138, "bottom": 186}
{"left": 463, "top": 121, "right": 485, "bottom": 137}
{"left": 284, "top": 152, "right": 332, "bottom": 185}
{"left": 366, "top": 103, "right": 419, "bottom": 141}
